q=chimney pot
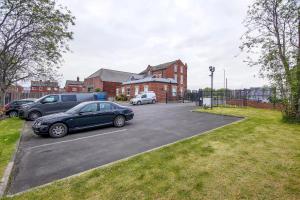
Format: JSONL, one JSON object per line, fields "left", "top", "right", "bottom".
{"left": 77, "top": 76, "right": 79, "bottom": 81}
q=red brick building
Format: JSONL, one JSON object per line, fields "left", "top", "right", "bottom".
{"left": 64, "top": 77, "right": 84, "bottom": 92}
{"left": 84, "top": 59, "right": 188, "bottom": 102}
{"left": 119, "top": 59, "right": 188, "bottom": 102}
{"left": 84, "top": 68, "right": 143, "bottom": 99}
{"left": 30, "top": 80, "right": 59, "bottom": 93}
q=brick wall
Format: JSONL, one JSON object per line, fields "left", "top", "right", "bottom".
{"left": 227, "top": 99, "right": 282, "bottom": 111}
{"left": 65, "top": 85, "right": 84, "bottom": 93}
{"left": 103, "top": 81, "right": 122, "bottom": 97}
{"left": 120, "top": 82, "right": 177, "bottom": 102}
{"left": 83, "top": 77, "right": 103, "bottom": 92}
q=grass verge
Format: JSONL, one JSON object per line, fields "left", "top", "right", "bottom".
{"left": 0, "top": 118, "right": 23, "bottom": 181}
{"left": 4, "top": 108, "right": 300, "bottom": 200}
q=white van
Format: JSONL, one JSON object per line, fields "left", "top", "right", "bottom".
{"left": 130, "top": 91, "right": 156, "bottom": 105}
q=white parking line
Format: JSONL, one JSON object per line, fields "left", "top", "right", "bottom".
{"left": 27, "top": 129, "right": 128, "bottom": 150}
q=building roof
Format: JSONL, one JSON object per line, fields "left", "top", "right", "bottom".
{"left": 139, "top": 60, "right": 180, "bottom": 74}
{"left": 122, "top": 76, "right": 177, "bottom": 85}
{"left": 65, "top": 80, "right": 84, "bottom": 86}
{"left": 31, "top": 81, "right": 58, "bottom": 87}
{"left": 87, "top": 68, "right": 143, "bottom": 83}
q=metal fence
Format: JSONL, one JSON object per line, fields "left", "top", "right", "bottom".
{"left": 181, "top": 88, "right": 282, "bottom": 110}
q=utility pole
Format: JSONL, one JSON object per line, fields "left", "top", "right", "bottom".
{"left": 223, "top": 69, "right": 226, "bottom": 105}
{"left": 209, "top": 66, "right": 215, "bottom": 109}
{"left": 225, "top": 78, "right": 228, "bottom": 106}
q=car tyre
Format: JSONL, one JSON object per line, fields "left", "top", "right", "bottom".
{"left": 137, "top": 101, "right": 142, "bottom": 105}
{"left": 114, "top": 115, "right": 125, "bottom": 127}
{"left": 8, "top": 110, "right": 18, "bottom": 118}
{"left": 28, "top": 111, "right": 41, "bottom": 121}
{"left": 152, "top": 99, "right": 156, "bottom": 104}
{"left": 49, "top": 123, "right": 68, "bottom": 138}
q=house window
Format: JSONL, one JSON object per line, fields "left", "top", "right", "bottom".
{"left": 180, "top": 66, "right": 183, "bottom": 73}
{"left": 47, "top": 87, "right": 51, "bottom": 91}
{"left": 31, "top": 87, "right": 37, "bottom": 91}
{"left": 180, "top": 87, "right": 183, "bottom": 96}
{"left": 144, "top": 85, "right": 148, "bottom": 92}
{"left": 174, "top": 64, "right": 177, "bottom": 72}
{"left": 121, "top": 87, "right": 125, "bottom": 94}
{"left": 135, "top": 86, "right": 139, "bottom": 95}
{"left": 116, "top": 88, "right": 119, "bottom": 96}
{"left": 126, "top": 87, "right": 130, "bottom": 96}
{"left": 172, "top": 86, "right": 177, "bottom": 96}
{"left": 54, "top": 87, "right": 58, "bottom": 91}
{"left": 39, "top": 87, "right": 43, "bottom": 91}
{"left": 180, "top": 75, "right": 183, "bottom": 84}
{"left": 72, "top": 87, "right": 77, "bottom": 92}
{"left": 164, "top": 85, "right": 168, "bottom": 91}
{"left": 174, "top": 74, "right": 177, "bottom": 82}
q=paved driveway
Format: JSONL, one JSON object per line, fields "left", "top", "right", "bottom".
{"left": 8, "top": 103, "right": 241, "bottom": 194}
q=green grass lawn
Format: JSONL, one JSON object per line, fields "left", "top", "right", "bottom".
{"left": 4, "top": 108, "right": 300, "bottom": 200}
{"left": 0, "top": 118, "right": 23, "bottom": 180}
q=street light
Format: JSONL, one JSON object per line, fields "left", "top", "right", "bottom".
{"left": 209, "top": 66, "right": 215, "bottom": 109}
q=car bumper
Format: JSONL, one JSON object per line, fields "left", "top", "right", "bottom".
{"left": 32, "top": 122, "right": 49, "bottom": 135}
{"left": 125, "top": 113, "right": 134, "bottom": 121}
{"left": 18, "top": 109, "right": 29, "bottom": 119}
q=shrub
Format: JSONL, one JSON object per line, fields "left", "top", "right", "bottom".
{"left": 115, "top": 94, "right": 128, "bottom": 101}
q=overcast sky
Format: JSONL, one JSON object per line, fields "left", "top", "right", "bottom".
{"left": 58, "top": 0, "right": 267, "bottom": 90}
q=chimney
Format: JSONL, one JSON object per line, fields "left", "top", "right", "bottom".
{"left": 77, "top": 76, "right": 79, "bottom": 82}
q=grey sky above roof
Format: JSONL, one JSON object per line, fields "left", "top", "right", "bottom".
{"left": 59, "top": 0, "right": 267, "bottom": 89}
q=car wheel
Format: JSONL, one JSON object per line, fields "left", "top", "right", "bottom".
{"left": 28, "top": 111, "right": 41, "bottom": 121}
{"left": 152, "top": 99, "right": 156, "bottom": 104}
{"left": 137, "top": 101, "right": 142, "bottom": 105}
{"left": 114, "top": 115, "right": 125, "bottom": 127}
{"left": 49, "top": 123, "right": 68, "bottom": 138}
{"left": 9, "top": 111, "right": 18, "bottom": 118}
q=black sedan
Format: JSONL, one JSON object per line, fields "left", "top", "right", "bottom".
{"left": 32, "top": 101, "right": 134, "bottom": 138}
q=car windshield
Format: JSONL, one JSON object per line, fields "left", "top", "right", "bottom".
{"left": 135, "top": 94, "right": 141, "bottom": 98}
{"left": 65, "top": 103, "right": 83, "bottom": 114}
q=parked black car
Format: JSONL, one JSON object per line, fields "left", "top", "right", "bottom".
{"left": 19, "top": 93, "right": 106, "bottom": 121}
{"left": 32, "top": 101, "right": 134, "bottom": 138}
{"left": 4, "top": 99, "right": 36, "bottom": 117}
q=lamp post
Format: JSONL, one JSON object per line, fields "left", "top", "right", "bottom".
{"left": 209, "top": 66, "right": 215, "bottom": 109}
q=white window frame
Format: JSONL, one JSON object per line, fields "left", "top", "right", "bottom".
{"left": 121, "top": 87, "right": 125, "bottom": 94}
{"left": 144, "top": 85, "right": 149, "bottom": 92}
{"left": 180, "top": 66, "right": 183, "bottom": 73}
{"left": 174, "top": 65, "right": 177, "bottom": 73}
{"left": 180, "top": 75, "right": 183, "bottom": 84}
{"left": 172, "top": 86, "right": 177, "bottom": 97}
{"left": 135, "top": 85, "right": 139, "bottom": 95}
{"left": 174, "top": 74, "right": 177, "bottom": 82}
{"left": 116, "top": 88, "right": 119, "bottom": 96}
{"left": 126, "top": 87, "right": 130, "bottom": 96}
{"left": 164, "top": 85, "right": 168, "bottom": 91}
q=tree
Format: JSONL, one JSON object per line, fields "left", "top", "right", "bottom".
{"left": 241, "top": 0, "right": 300, "bottom": 121}
{"left": 0, "top": 0, "right": 75, "bottom": 105}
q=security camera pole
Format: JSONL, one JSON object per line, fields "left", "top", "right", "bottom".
{"left": 209, "top": 66, "right": 215, "bottom": 109}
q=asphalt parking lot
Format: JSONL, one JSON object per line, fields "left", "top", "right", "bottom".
{"left": 8, "top": 103, "right": 242, "bottom": 194}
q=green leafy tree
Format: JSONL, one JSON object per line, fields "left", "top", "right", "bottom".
{"left": 241, "top": 0, "right": 300, "bottom": 121}
{"left": 0, "top": 0, "right": 75, "bottom": 105}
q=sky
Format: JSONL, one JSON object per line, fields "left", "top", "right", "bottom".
{"left": 57, "top": 0, "right": 268, "bottom": 90}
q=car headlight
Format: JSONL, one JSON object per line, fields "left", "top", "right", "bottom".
{"left": 22, "top": 105, "right": 29, "bottom": 110}
{"left": 36, "top": 121, "right": 42, "bottom": 126}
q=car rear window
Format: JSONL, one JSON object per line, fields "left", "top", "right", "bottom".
{"left": 61, "top": 95, "right": 77, "bottom": 102}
